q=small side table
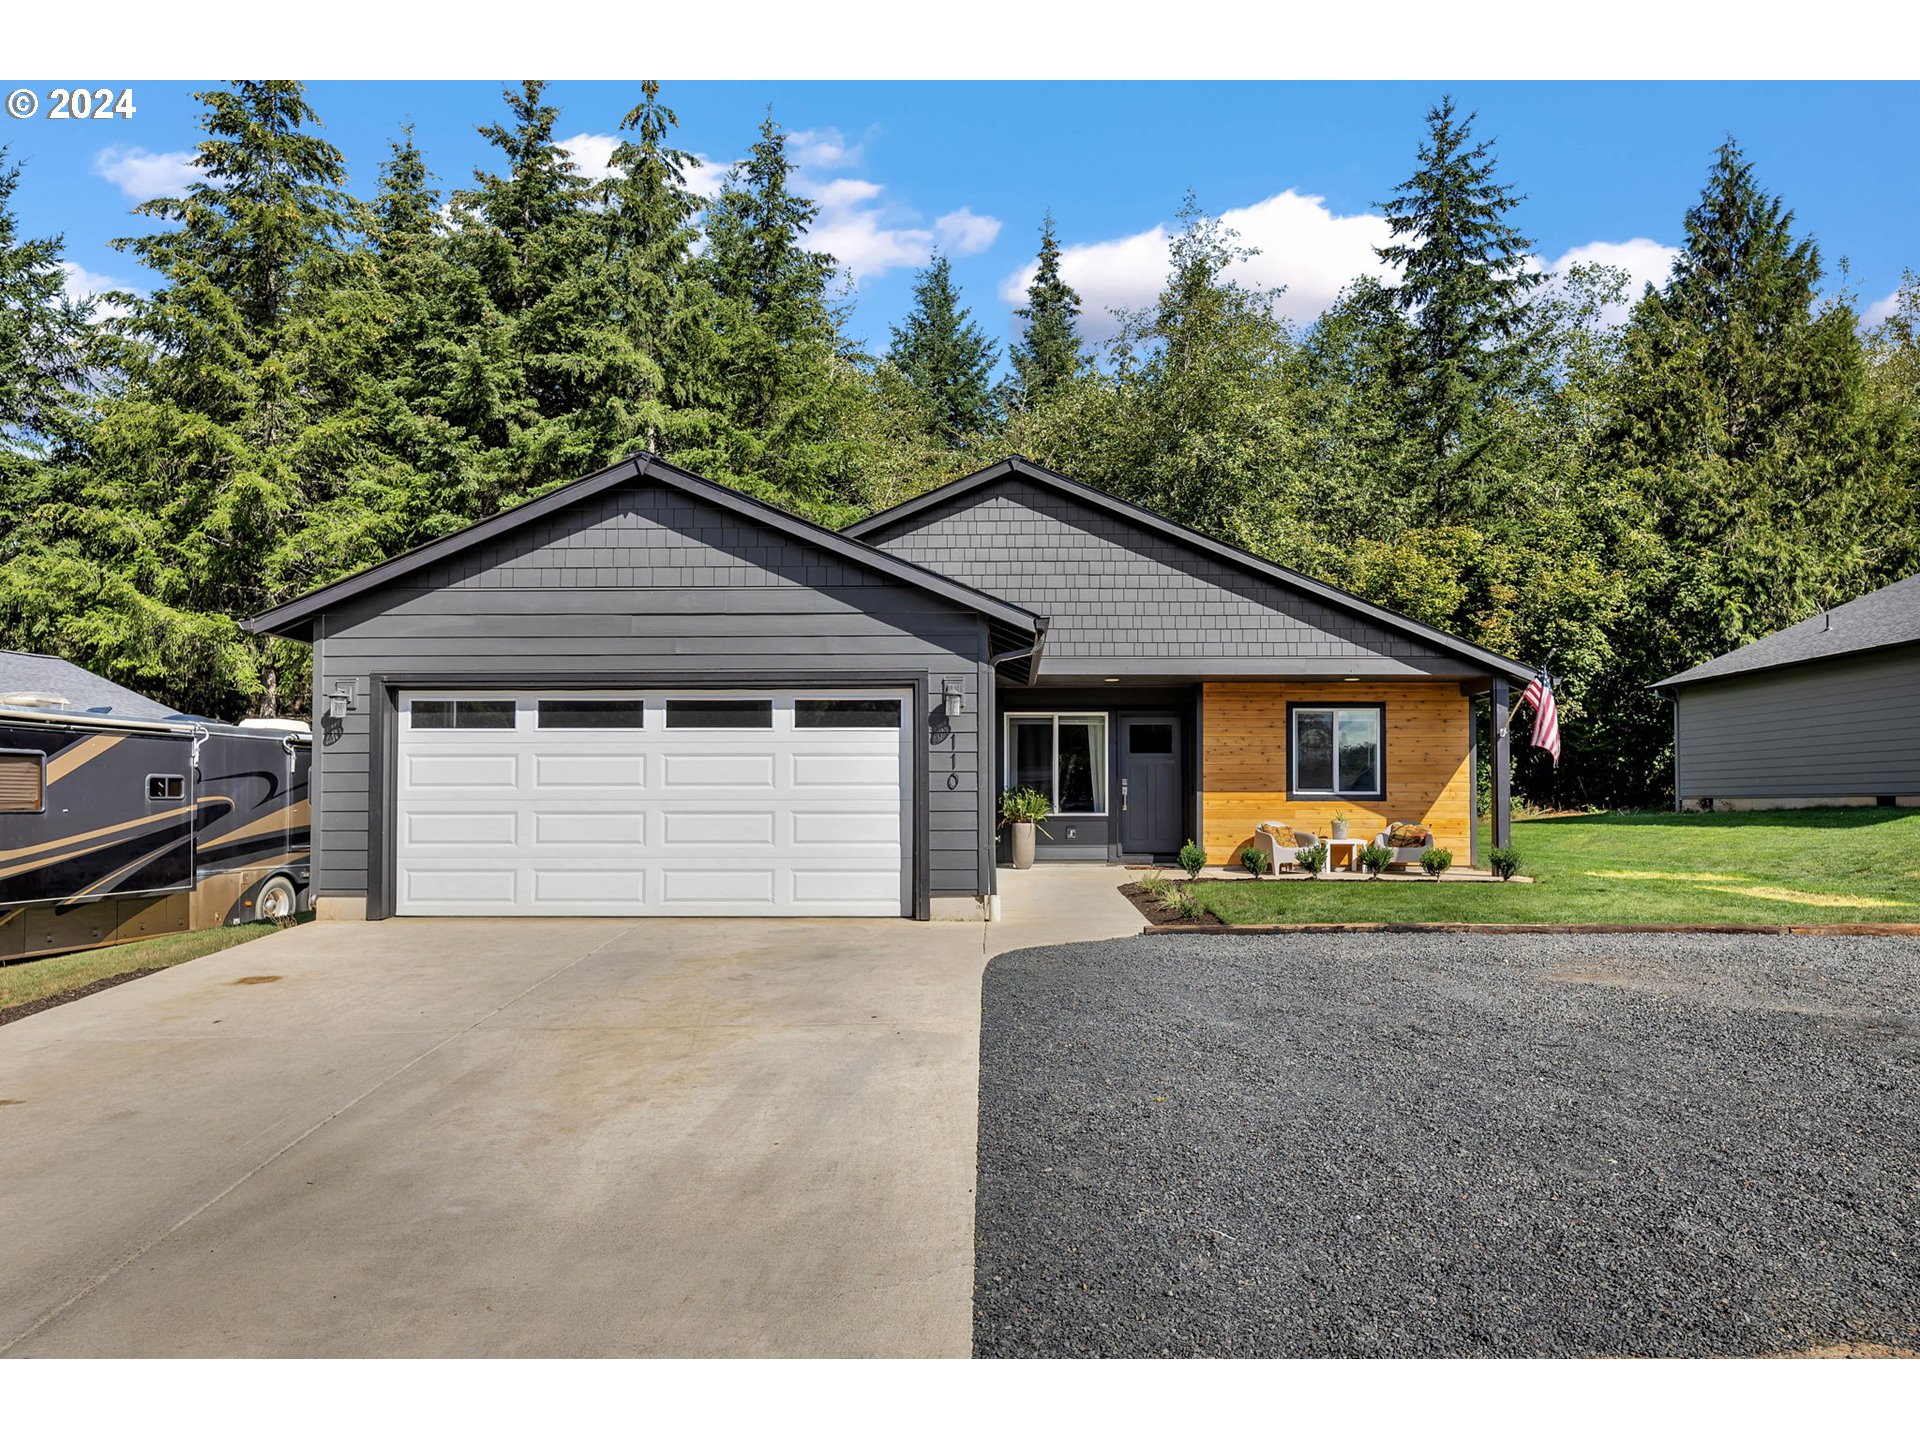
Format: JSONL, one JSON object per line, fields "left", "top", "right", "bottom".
{"left": 1325, "top": 838, "right": 1363, "bottom": 872}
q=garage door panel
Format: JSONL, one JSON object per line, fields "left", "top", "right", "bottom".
{"left": 535, "top": 753, "right": 645, "bottom": 788}
{"left": 407, "top": 753, "right": 517, "bottom": 789}
{"left": 662, "top": 810, "right": 776, "bottom": 845}
{"left": 532, "top": 810, "right": 647, "bottom": 845}
{"left": 661, "top": 753, "right": 776, "bottom": 789}
{"left": 395, "top": 688, "right": 910, "bottom": 917}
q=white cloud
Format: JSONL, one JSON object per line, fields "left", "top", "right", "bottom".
{"left": 1863, "top": 289, "right": 1902, "bottom": 326}
{"left": 1000, "top": 189, "right": 1394, "bottom": 340}
{"left": 788, "top": 127, "right": 861, "bottom": 170}
{"left": 59, "top": 261, "right": 134, "bottom": 320}
{"left": 1545, "top": 237, "right": 1681, "bottom": 324}
{"left": 934, "top": 207, "right": 1001, "bottom": 257}
{"left": 557, "top": 132, "right": 620, "bottom": 182}
{"left": 91, "top": 146, "right": 198, "bottom": 201}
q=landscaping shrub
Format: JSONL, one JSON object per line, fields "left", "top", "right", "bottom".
{"left": 1488, "top": 846, "right": 1523, "bottom": 881}
{"left": 1177, "top": 839, "right": 1207, "bottom": 880}
{"left": 1239, "top": 845, "right": 1271, "bottom": 879}
{"left": 1359, "top": 843, "right": 1392, "bottom": 877}
{"left": 1421, "top": 847, "right": 1454, "bottom": 878}
{"left": 1297, "top": 843, "right": 1328, "bottom": 877}
{"left": 1140, "top": 870, "right": 1174, "bottom": 902}
{"left": 1172, "top": 887, "right": 1208, "bottom": 921}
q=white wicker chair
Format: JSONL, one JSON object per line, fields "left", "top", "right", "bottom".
{"left": 1372, "top": 826, "right": 1435, "bottom": 870}
{"left": 1253, "top": 823, "right": 1320, "bottom": 873}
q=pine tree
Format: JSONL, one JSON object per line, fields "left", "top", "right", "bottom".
{"left": 1008, "top": 213, "right": 1085, "bottom": 407}
{"left": 888, "top": 254, "right": 1000, "bottom": 447}
{"left": 0, "top": 147, "right": 96, "bottom": 549}
{"left": 1376, "top": 95, "right": 1544, "bottom": 519}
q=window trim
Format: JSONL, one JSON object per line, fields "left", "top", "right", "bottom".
{"left": 146, "top": 773, "right": 187, "bottom": 803}
{"left": 0, "top": 748, "right": 46, "bottom": 815}
{"left": 1002, "top": 711, "right": 1110, "bottom": 817}
{"left": 1285, "top": 701, "right": 1387, "bottom": 802}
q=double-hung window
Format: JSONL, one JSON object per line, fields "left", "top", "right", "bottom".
{"left": 1004, "top": 713, "right": 1107, "bottom": 815}
{"left": 1288, "top": 704, "right": 1384, "bottom": 800}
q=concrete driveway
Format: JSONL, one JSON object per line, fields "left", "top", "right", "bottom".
{"left": 0, "top": 868, "right": 1137, "bottom": 1357}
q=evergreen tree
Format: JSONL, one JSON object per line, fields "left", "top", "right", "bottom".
{"left": 0, "top": 148, "right": 96, "bottom": 549}
{"left": 1008, "top": 212, "right": 1085, "bottom": 407}
{"left": 888, "top": 253, "right": 1000, "bottom": 447}
{"left": 1376, "top": 95, "right": 1545, "bottom": 519}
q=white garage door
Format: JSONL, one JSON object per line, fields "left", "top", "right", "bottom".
{"left": 393, "top": 690, "right": 910, "bottom": 917}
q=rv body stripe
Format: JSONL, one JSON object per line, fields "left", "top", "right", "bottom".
{"left": 43, "top": 733, "right": 124, "bottom": 785}
{"left": 0, "top": 803, "right": 199, "bottom": 871}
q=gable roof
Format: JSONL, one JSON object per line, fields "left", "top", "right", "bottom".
{"left": 845, "top": 456, "right": 1534, "bottom": 683}
{"left": 0, "top": 650, "right": 183, "bottom": 720}
{"left": 1654, "top": 570, "right": 1920, "bottom": 689}
{"left": 244, "top": 454, "right": 1047, "bottom": 667}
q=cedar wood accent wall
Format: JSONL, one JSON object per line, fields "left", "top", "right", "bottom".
{"left": 1202, "top": 681, "right": 1474, "bottom": 862}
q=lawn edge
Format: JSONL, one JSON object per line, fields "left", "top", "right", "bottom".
{"left": 1143, "top": 921, "right": 1920, "bottom": 936}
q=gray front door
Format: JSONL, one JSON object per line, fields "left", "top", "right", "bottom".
{"left": 1119, "top": 717, "right": 1182, "bottom": 857}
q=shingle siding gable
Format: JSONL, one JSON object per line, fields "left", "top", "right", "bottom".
{"left": 870, "top": 478, "right": 1464, "bottom": 669}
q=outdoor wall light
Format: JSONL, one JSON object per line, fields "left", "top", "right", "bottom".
{"left": 326, "top": 683, "right": 356, "bottom": 721}
{"left": 941, "top": 678, "right": 965, "bottom": 716}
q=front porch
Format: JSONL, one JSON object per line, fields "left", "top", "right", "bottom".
{"left": 991, "top": 676, "right": 1512, "bottom": 873}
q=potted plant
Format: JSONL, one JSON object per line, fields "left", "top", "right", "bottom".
{"left": 1331, "top": 810, "right": 1350, "bottom": 841}
{"left": 999, "top": 787, "right": 1052, "bottom": 870}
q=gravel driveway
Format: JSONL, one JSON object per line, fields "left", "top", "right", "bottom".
{"left": 974, "top": 933, "right": 1920, "bottom": 1357}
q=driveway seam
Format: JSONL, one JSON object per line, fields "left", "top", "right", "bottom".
{"left": 0, "top": 922, "right": 640, "bottom": 1356}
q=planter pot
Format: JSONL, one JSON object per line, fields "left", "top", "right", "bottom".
{"left": 1010, "top": 821, "right": 1037, "bottom": 870}
{"left": 1332, "top": 822, "right": 1350, "bottom": 840}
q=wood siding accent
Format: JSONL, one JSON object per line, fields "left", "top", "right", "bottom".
{"left": 1201, "top": 681, "right": 1474, "bottom": 863}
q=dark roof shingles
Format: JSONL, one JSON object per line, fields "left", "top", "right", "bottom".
{"left": 1655, "top": 571, "right": 1920, "bottom": 687}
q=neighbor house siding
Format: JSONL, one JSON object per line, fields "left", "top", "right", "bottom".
{"left": 1672, "top": 646, "right": 1920, "bottom": 802}
{"left": 309, "top": 483, "right": 989, "bottom": 910}
{"left": 868, "top": 478, "right": 1476, "bottom": 676}
{"left": 1201, "top": 681, "right": 1474, "bottom": 863}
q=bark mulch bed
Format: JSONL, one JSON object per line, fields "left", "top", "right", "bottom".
{"left": 1118, "top": 880, "right": 1227, "bottom": 930}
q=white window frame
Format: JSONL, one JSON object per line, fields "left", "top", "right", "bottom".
{"left": 1002, "top": 711, "right": 1109, "bottom": 817}
{"left": 1289, "top": 705, "right": 1386, "bottom": 801}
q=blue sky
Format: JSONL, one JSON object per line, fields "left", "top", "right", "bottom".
{"left": 7, "top": 80, "right": 1918, "bottom": 356}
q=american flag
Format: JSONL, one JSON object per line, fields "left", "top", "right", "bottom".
{"left": 1520, "top": 667, "right": 1561, "bottom": 766}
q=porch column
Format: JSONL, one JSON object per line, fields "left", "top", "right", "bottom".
{"left": 1491, "top": 677, "right": 1512, "bottom": 850}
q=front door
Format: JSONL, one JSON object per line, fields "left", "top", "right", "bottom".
{"left": 1119, "top": 717, "right": 1182, "bottom": 858}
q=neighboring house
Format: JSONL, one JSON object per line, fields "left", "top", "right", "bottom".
{"left": 1653, "top": 571, "right": 1920, "bottom": 812}
{"left": 245, "top": 454, "right": 1531, "bottom": 922}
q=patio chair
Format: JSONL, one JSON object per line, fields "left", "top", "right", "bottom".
{"left": 1372, "top": 822, "right": 1435, "bottom": 870}
{"left": 1253, "top": 822, "right": 1320, "bottom": 873}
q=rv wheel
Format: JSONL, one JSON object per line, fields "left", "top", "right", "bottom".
{"left": 257, "top": 875, "right": 298, "bottom": 921}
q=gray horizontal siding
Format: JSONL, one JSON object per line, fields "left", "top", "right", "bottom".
{"left": 870, "top": 477, "right": 1472, "bottom": 675}
{"left": 311, "top": 483, "right": 990, "bottom": 907}
{"left": 1675, "top": 646, "right": 1920, "bottom": 798}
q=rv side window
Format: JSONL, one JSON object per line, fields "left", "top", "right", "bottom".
{"left": 147, "top": 774, "right": 186, "bottom": 801}
{"left": 0, "top": 751, "right": 45, "bottom": 813}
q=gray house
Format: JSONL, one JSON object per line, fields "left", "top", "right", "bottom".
{"left": 247, "top": 454, "right": 1531, "bottom": 922}
{"left": 1653, "top": 571, "right": 1920, "bottom": 811}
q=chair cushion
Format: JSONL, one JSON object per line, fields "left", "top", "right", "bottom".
{"left": 1387, "top": 822, "right": 1432, "bottom": 848}
{"left": 1257, "top": 822, "right": 1297, "bottom": 846}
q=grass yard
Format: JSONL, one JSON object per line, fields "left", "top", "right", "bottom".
{"left": 1192, "top": 807, "right": 1920, "bottom": 926}
{"left": 1, "top": 922, "right": 283, "bottom": 1021}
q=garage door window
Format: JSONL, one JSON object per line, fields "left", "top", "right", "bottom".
{"left": 665, "top": 699, "right": 774, "bottom": 729}
{"left": 795, "top": 698, "right": 901, "bottom": 728}
{"left": 537, "top": 699, "right": 645, "bottom": 729}
{"left": 410, "top": 699, "right": 516, "bottom": 730}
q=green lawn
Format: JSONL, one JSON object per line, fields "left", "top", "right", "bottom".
{"left": 1192, "top": 808, "right": 1920, "bottom": 926}
{"left": 1, "top": 922, "right": 283, "bottom": 1016}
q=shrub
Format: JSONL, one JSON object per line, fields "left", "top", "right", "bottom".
{"left": 1421, "top": 847, "right": 1454, "bottom": 878}
{"left": 1297, "top": 843, "right": 1328, "bottom": 877}
{"left": 1488, "top": 846, "right": 1522, "bottom": 881}
{"left": 1172, "top": 887, "right": 1208, "bottom": 921}
{"left": 1239, "top": 845, "right": 1271, "bottom": 879}
{"left": 1177, "top": 839, "right": 1207, "bottom": 880}
{"left": 999, "top": 787, "right": 1051, "bottom": 825}
{"left": 1140, "top": 869, "right": 1174, "bottom": 902}
{"left": 1359, "top": 843, "right": 1392, "bottom": 877}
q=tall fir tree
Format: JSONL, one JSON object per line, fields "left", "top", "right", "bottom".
{"left": 888, "top": 253, "right": 1000, "bottom": 447}
{"left": 1376, "top": 95, "right": 1544, "bottom": 520}
{"left": 1008, "top": 212, "right": 1086, "bottom": 407}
